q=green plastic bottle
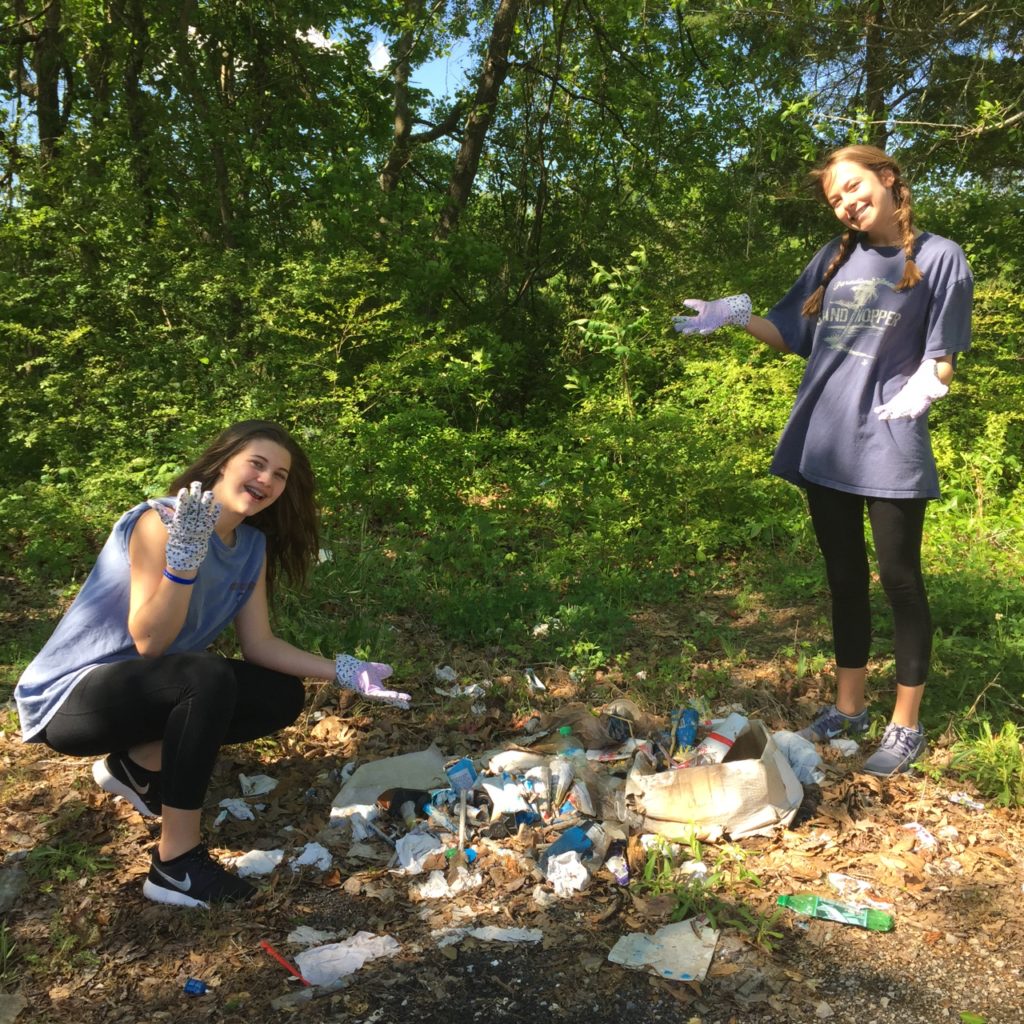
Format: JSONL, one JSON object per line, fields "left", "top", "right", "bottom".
{"left": 777, "top": 894, "right": 894, "bottom": 932}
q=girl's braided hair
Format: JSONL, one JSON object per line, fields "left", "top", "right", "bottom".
{"left": 801, "top": 145, "right": 922, "bottom": 318}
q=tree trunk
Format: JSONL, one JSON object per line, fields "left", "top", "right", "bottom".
{"left": 378, "top": 23, "right": 417, "bottom": 193}
{"left": 31, "top": 0, "right": 64, "bottom": 166}
{"left": 436, "top": 0, "right": 521, "bottom": 239}
{"left": 863, "top": 0, "right": 888, "bottom": 149}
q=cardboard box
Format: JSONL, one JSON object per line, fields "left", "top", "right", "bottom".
{"left": 630, "top": 720, "right": 804, "bottom": 841}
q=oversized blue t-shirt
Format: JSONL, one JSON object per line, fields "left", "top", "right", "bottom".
{"left": 766, "top": 232, "right": 973, "bottom": 499}
{"left": 15, "top": 499, "right": 266, "bottom": 741}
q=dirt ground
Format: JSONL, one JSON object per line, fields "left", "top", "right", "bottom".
{"left": 2, "top": 640, "right": 1024, "bottom": 1024}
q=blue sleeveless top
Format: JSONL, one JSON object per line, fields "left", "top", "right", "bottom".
{"left": 15, "top": 499, "right": 266, "bottom": 741}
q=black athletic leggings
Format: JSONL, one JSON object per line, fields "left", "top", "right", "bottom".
{"left": 41, "top": 652, "right": 305, "bottom": 809}
{"left": 805, "top": 483, "right": 931, "bottom": 686}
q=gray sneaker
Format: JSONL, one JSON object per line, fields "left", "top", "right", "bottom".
{"left": 861, "top": 722, "right": 927, "bottom": 777}
{"left": 797, "top": 704, "right": 870, "bottom": 743}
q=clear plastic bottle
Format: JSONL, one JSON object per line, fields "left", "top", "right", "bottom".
{"left": 777, "top": 894, "right": 894, "bottom": 931}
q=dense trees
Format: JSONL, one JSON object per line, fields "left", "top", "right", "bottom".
{"left": 1, "top": 0, "right": 1020, "bottom": 553}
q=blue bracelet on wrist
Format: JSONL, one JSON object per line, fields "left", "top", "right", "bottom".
{"left": 163, "top": 569, "right": 197, "bottom": 585}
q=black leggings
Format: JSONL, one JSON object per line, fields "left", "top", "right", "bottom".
{"left": 806, "top": 484, "right": 931, "bottom": 686}
{"left": 41, "top": 652, "right": 306, "bottom": 809}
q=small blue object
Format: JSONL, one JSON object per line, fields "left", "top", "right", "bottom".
{"left": 183, "top": 978, "right": 207, "bottom": 996}
{"left": 539, "top": 825, "right": 593, "bottom": 869}
{"left": 674, "top": 707, "right": 699, "bottom": 750}
{"left": 444, "top": 757, "right": 478, "bottom": 792}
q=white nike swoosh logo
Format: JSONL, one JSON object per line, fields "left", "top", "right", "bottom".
{"left": 153, "top": 865, "right": 192, "bottom": 891}
{"left": 122, "top": 762, "right": 150, "bottom": 794}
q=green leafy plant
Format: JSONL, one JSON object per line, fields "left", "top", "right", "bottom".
{"left": 24, "top": 842, "right": 113, "bottom": 889}
{"left": 949, "top": 721, "right": 1024, "bottom": 808}
{"left": 0, "top": 921, "right": 17, "bottom": 986}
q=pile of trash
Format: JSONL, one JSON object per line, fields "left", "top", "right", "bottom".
{"left": 328, "top": 696, "right": 810, "bottom": 899}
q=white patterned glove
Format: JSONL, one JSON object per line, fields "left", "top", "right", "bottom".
{"left": 874, "top": 359, "right": 949, "bottom": 421}
{"left": 672, "top": 294, "right": 752, "bottom": 335}
{"left": 147, "top": 481, "right": 221, "bottom": 573}
{"left": 335, "top": 654, "right": 411, "bottom": 709}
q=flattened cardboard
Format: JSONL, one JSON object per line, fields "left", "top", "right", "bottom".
{"left": 633, "top": 720, "right": 804, "bottom": 841}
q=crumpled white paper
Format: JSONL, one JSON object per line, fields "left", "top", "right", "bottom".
{"left": 290, "top": 842, "right": 333, "bottom": 872}
{"left": 294, "top": 932, "right": 400, "bottom": 986}
{"left": 227, "top": 848, "right": 285, "bottom": 877}
{"left": 544, "top": 850, "right": 590, "bottom": 897}
{"left": 239, "top": 772, "right": 278, "bottom": 796}
{"left": 394, "top": 832, "right": 443, "bottom": 874}
{"left": 217, "top": 797, "right": 255, "bottom": 821}
{"left": 408, "top": 867, "right": 484, "bottom": 900}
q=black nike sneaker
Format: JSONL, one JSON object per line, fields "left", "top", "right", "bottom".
{"left": 92, "top": 752, "right": 162, "bottom": 818}
{"left": 143, "top": 844, "right": 256, "bottom": 908}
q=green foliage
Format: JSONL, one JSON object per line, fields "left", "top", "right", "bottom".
{"left": 0, "top": 921, "right": 17, "bottom": 987}
{"left": 949, "top": 721, "right": 1024, "bottom": 808}
{"left": 634, "top": 836, "right": 783, "bottom": 950}
{"left": 24, "top": 842, "right": 114, "bottom": 888}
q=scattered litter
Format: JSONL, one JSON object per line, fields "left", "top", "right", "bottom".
{"left": 827, "top": 872, "right": 893, "bottom": 911}
{"left": 290, "top": 842, "right": 332, "bottom": 872}
{"left": 434, "top": 926, "right": 544, "bottom": 947}
{"left": 435, "top": 681, "right": 489, "bottom": 699}
{"left": 630, "top": 720, "right": 804, "bottom": 841}
{"left": 524, "top": 667, "right": 546, "bottom": 692}
{"left": 948, "top": 791, "right": 984, "bottom": 811}
{"left": 828, "top": 738, "right": 860, "bottom": 756}
{"left": 330, "top": 746, "right": 448, "bottom": 826}
{"left": 260, "top": 939, "right": 310, "bottom": 985}
{"left": 608, "top": 918, "right": 720, "bottom": 982}
{"left": 395, "top": 832, "right": 443, "bottom": 874}
{"left": 216, "top": 798, "right": 255, "bottom": 823}
{"left": 772, "top": 730, "right": 825, "bottom": 784}
{"left": 409, "top": 867, "right": 484, "bottom": 900}
{"left": 239, "top": 773, "right": 278, "bottom": 797}
{"left": 902, "top": 822, "right": 939, "bottom": 851}
{"left": 294, "top": 932, "right": 400, "bottom": 987}
{"left": 228, "top": 849, "right": 285, "bottom": 877}
{"left": 544, "top": 851, "right": 591, "bottom": 897}
{"left": 287, "top": 926, "right": 339, "bottom": 948}
{"left": 434, "top": 665, "right": 458, "bottom": 683}
{"left": 485, "top": 749, "right": 549, "bottom": 774}
{"left": 778, "top": 894, "right": 893, "bottom": 931}
{"left": 183, "top": 978, "right": 207, "bottom": 996}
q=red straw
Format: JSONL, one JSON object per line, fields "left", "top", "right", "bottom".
{"left": 260, "top": 939, "right": 312, "bottom": 986}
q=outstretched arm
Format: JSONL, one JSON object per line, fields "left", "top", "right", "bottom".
{"left": 233, "top": 561, "right": 411, "bottom": 708}
{"left": 673, "top": 294, "right": 791, "bottom": 354}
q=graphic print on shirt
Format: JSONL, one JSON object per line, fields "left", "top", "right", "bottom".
{"left": 818, "top": 276, "right": 903, "bottom": 363}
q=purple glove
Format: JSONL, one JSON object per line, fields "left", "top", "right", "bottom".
{"left": 874, "top": 359, "right": 949, "bottom": 421}
{"left": 672, "top": 294, "right": 752, "bottom": 335}
{"left": 335, "top": 654, "right": 411, "bottom": 709}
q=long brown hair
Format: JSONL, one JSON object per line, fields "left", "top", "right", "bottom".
{"left": 801, "top": 145, "right": 922, "bottom": 318}
{"left": 168, "top": 421, "right": 319, "bottom": 596}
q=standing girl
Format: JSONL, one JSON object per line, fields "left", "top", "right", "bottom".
{"left": 15, "top": 420, "right": 410, "bottom": 906}
{"left": 674, "top": 145, "right": 973, "bottom": 776}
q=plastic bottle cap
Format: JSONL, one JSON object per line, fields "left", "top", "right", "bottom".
{"left": 558, "top": 726, "right": 573, "bottom": 736}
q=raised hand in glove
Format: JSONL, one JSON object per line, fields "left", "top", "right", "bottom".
{"left": 874, "top": 359, "right": 949, "bottom": 421}
{"left": 672, "top": 294, "right": 752, "bottom": 335}
{"left": 335, "top": 654, "right": 411, "bottom": 709}
{"left": 147, "top": 481, "right": 221, "bottom": 573}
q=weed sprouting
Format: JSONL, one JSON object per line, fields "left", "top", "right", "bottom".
{"left": 949, "top": 720, "right": 1024, "bottom": 808}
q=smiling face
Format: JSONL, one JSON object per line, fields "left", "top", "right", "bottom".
{"left": 212, "top": 439, "right": 292, "bottom": 520}
{"left": 823, "top": 159, "right": 900, "bottom": 244}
